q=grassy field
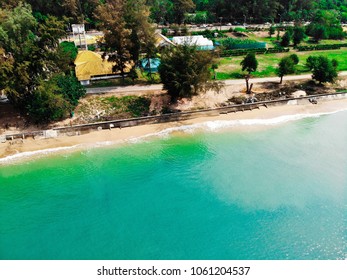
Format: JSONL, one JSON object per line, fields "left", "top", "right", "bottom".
{"left": 215, "top": 30, "right": 347, "bottom": 80}
{"left": 86, "top": 32, "right": 347, "bottom": 86}
{"left": 216, "top": 48, "right": 347, "bottom": 80}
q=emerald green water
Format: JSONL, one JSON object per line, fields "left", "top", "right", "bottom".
{"left": 0, "top": 111, "right": 346, "bottom": 260}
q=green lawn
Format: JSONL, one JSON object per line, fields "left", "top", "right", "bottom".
{"left": 87, "top": 69, "right": 161, "bottom": 88}
{"left": 217, "top": 48, "right": 347, "bottom": 80}
{"left": 246, "top": 34, "right": 278, "bottom": 47}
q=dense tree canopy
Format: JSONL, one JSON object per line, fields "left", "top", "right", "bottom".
{"left": 277, "top": 55, "right": 299, "bottom": 84}
{"left": 0, "top": 3, "right": 85, "bottom": 123}
{"left": 148, "top": 0, "right": 347, "bottom": 24}
{"left": 306, "top": 55, "right": 339, "bottom": 84}
{"left": 158, "top": 45, "right": 216, "bottom": 101}
{"left": 95, "top": 0, "right": 132, "bottom": 82}
{"left": 3, "top": 0, "right": 347, "bottom": 25}
{"left": 96, "top": 0, "right": 157, "bottom": 81}
{"left": 241, "top": 53, "right": 258, "bottom": 74}
{"left": 2, "top": 0, "right": 347, "bottom": 123}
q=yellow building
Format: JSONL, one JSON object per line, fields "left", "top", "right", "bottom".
{"left": 74, "top": 50, "right": 132, "bottom": 85}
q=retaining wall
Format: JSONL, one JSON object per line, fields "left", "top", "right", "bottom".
{"left": 3, "top": 92, "right": 347, "bottom": 141}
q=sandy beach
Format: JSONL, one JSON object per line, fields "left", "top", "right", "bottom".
{"left": 1, "top": 98, "right": 347, "bottom": 162}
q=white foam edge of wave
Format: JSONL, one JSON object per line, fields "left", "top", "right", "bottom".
{"left": 0, "top": 141, "right": 120, "bottom": 165}
{"left": 128, "top": 108, "right": 347, "bottom": 142}
{"left": 1, "top": 108, "right": 346, "bottom": 164}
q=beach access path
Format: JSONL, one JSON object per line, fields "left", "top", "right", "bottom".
{"left": 86, "top": 71, "right": 347, "bottom": 95}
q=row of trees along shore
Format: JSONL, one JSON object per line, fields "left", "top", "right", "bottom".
{"left": 0, "top": 3, "right": 86, "bottom": 124}
{"left": 241, "top": 52, "right": 338, "bottom": 92}
{"left": 0, "top": 0, "right": 345, "bottom": 124}
{"left": 4, "top": 1, "right": 347, "bottom": 26}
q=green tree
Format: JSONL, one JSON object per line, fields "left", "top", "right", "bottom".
{"left": 269, "top": 25, "right": 275, "bottom": 38}
{"left": 56, "top": 74, "right": 86, "bottom": 106}
{"left": 158, "top": 44, "right": 216, "bottom": 101}
{"left": 306, "top": 55, "right": 338, "bottom": 84}
{"left": 126, "top": 0, "right": 157, "bottom": 78}
{"left": 0, "top": 48, "right": 14, "bottom": 92}
{"left": 96, "top": 0, "right": 157, "bottom": 82}
{"left": 95, "top": 0, "right": 132, "bottom": 83}
{"left": 25, "top": 0, "right": 101, "bottom": 23}
{"left": 147, "top": 0, "right": 173, "bottom": 24}
{"left": 289, "top": 53, "right": 299, "bottom": 65}
{"left": 293, "top": 26, "right": 305, "bottom": 46}
{"left": 240, "top": 53, "right": 258, "bottom": 94}
{"left": 306, "top": 9, "right": 344, "bottom": 40}
{"left": 59, "top": 41, "right": 78, "bottom": 61}
{"left": 211, "top": 63, "right": 218, "bottom": 80}
{"left": 57, "top": 41, "right": 78, "bottom": 74}
{"left": 310, "top": 24, "right": 328, "bottom": 42}
{"left": 26, "top": 78, "right": 72, "bottom": 123}
{"left": 172, "top": 0, "right": 195, "bottom": 24}
{"left": 0, "top": 3, "right": 63, "bottom": 107}
{"left": 280, "top": 31, "right": 291, "bottom": 47}
{"left": 0, "top": 3, "right": 84, "bottom": 123}
{"left": 277, "top": 56, "right": 295, "bottom": 84}
{"left": 276, "top": 26, "right": 281, "bottom": 40}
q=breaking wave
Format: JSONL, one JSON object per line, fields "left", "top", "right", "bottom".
{"left": 1, "top": 108, "right": 346, "bottom": 164}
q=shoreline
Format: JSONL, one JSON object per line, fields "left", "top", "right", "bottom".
{"left": 2, "top": 98, "right": 347, "bottom": 164}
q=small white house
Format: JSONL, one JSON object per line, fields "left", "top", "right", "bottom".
{"left": 171, "top": 35, "right": 214, "bottom": 50}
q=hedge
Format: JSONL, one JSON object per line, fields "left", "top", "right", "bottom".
{"left": 220, "top": 38, "right": 266, "bottom": 50}
{"left": 266, "top": 47, "right": 290, "bottom": 54}
{"left": 220, "top": 47, "right": 289, "bottom": 57}
{"left": 296, "top": 44, "right": 347, "bottom": 51}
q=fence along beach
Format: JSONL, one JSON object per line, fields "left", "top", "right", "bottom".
{"left": 2, "top": 93, "right": 347, "bottom": 163}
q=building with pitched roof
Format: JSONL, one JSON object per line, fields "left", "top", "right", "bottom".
{"left": 74, "top": 50, "right": 132, "bottom": 85}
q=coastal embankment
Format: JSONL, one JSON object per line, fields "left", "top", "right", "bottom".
{"left": 1, "top": 94, "right": 347, "bottom": 162}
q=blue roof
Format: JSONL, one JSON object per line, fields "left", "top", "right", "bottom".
{"left": 141, "top": 58, "right": 161, "bottom": 70}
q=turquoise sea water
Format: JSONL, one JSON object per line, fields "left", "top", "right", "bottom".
{"left": 0, "top": 111, "right": 346, "bottom": 260}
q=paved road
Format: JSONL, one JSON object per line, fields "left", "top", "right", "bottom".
{"left": 86, "top": 71, "right": 347, "bottom": 95}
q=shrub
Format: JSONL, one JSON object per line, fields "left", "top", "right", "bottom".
{"left": 162, "top": 28, "right": 168, "bottom": 36}
{"left": 306, "top": 55, "right": 338, "bottom": 84}
{"left": 88, "top": 45, "right": 96, "bottom": 51}
{"left": 59, "top": 41, "right": 78, "bottom": 60}
{"left": 281, "top": 32, "right": 291, "bottom": 47}
{"left": 221, "top": 38, "right": 266, "bottom": 50}
{"left": 296, "top": 44, "right": 341, "bottom": 51}
{"left": 327, "top": 26, "right": 346, "bottom": 39}
{"left": 233, "top": 27, "right": 247, "bottom": 32}
{"left": 289, "top": 54, "right": 299, "bottom": 65}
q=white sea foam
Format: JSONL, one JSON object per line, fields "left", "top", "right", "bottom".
{"left": 129, "top": 108, "right": 347, "bottom": 142}
{"left": 0, "top": 145, "right": 80, "bottom": 165}
{"left": 0, "top": 140, "right": 123, "bottom": 165}
{"left": 1, "top": 108, "right": 347, "bottom": 164}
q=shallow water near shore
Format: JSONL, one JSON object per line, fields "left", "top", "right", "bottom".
{"left": 0, "top": 111, "right": 346, "bottom": 260}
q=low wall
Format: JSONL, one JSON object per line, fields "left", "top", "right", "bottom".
{"left": 3, "top": 92, "right": 347, "bottom": 141}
